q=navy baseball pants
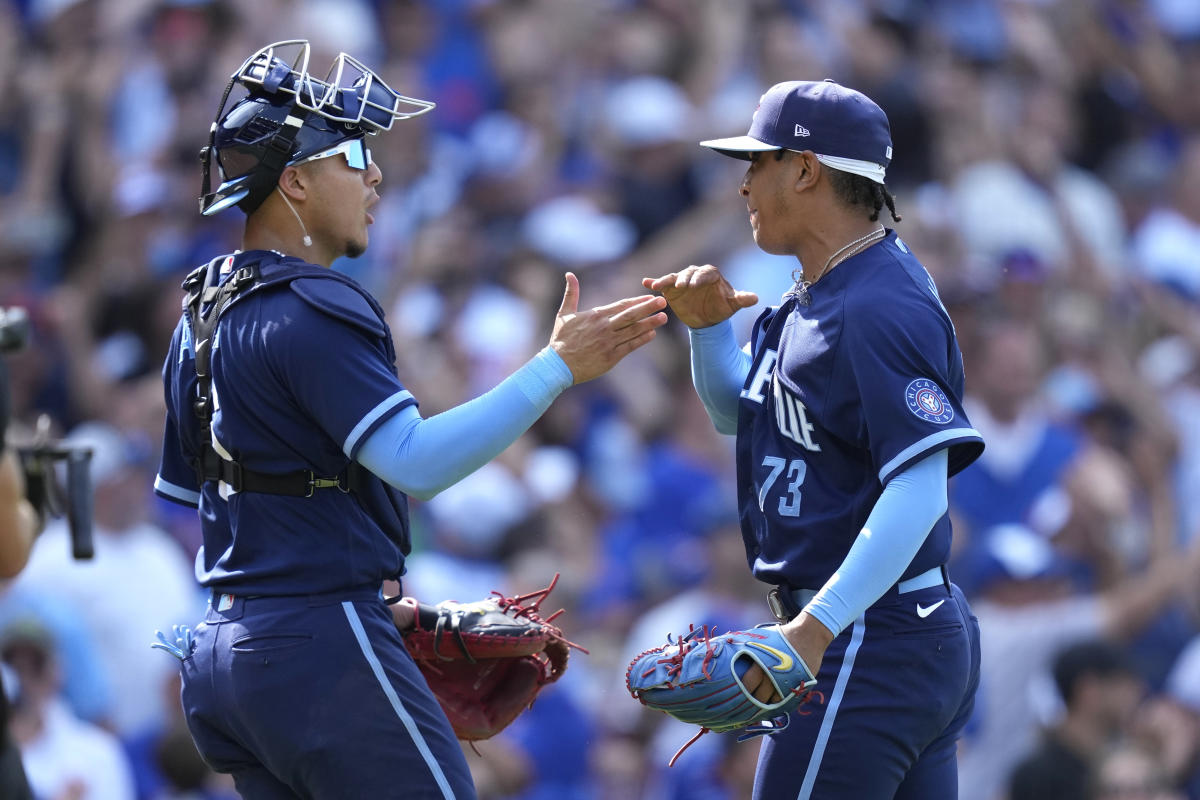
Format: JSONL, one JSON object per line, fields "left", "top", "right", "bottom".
{"left": 180, "top": 588, "right": 476, "bottom": 799}
{"left": 755, "top": 582, "right": 981, "bottom": 799}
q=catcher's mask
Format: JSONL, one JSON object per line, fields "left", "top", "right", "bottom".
{"left": 199, "top": 39, "right": 435, "bottom": 217}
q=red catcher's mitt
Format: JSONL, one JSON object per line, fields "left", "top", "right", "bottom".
{"left": 401, "top": 574, "right": 583, "bottom": 741}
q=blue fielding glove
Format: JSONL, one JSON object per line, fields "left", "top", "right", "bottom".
{"left": 626, "top": 623, "right": 821, "bottom": 765}
{"left": 151, "top": 624, "right": 195, "bottom": 661}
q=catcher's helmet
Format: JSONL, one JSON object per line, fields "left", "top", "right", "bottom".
{"left": 199, "top": 40, "right": 435, "bottom": 216}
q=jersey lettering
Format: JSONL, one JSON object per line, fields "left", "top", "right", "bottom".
{"left": 773, "top": 380, "right": 821, "bottom": 452}
{"left": 741, "top": 349, "right": 778, "bottom": 404}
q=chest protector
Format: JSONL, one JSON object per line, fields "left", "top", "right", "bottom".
{"left": 181, "top": 252, "right": 392, "bottom": 497}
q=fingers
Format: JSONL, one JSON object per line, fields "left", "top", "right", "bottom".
{"left": 389, "top": 597, "right": 418, "bottom": 630}
{"left": 593, "top": 293, "right": 665, "bottom": 317}
{"left": 644, "top": 267, "right": 756, "bottom": 303}
{"left": 642, "top": 266, "right": 718, "bottom": 293}
{"left": 609, "top": 326, "right": 660, "bottom": 362}
{"left": 742, "top": 664, "right": 783, "bottom": 704}
{"left": 672, "top": 265, "right": 722, "bottom": 291}
{"left": 734, "top": 290, "right": 760, "bottom": 309}
{"left": 609, "top": 309, "right": 668, "bottom": 349}
{"left": 642, "top": 274, "right": 678, "bottom": 292}
{"left": 608, "top": 295, "right": 668, "bottom": 328}
{"left": 558, "top": 272, "right": 580, "bottom": 316}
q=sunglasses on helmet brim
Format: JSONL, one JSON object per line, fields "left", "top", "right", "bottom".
{"left": 290, "top": 138, "right": 373, "bottom": 171}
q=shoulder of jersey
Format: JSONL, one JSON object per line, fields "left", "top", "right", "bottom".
{"left": 855, "top": 239, "right": 922, "bottom": 291}
{"left": 288, "top": 276, "right": 387, "bottom": 339}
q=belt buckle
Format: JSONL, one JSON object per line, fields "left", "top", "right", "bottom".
{"left": 766, "top": 588, "right": 791, "bottom": 623}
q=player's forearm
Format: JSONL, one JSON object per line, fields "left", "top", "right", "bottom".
{"left": 689, "top": 320, "right": 751, "bottom": 434}
{"left": 803, "top": 449, "right": 948, "bottom": 637}
{"left": 356, "top": 347, "right": 572, "bottom": 500}
{"left": 0, "top": 502, "right": 36, "bottom": 579}
{"left": 1100, "top": 544, "right": 1200, "bottom": 639}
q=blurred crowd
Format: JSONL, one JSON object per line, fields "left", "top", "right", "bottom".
{"left": 2, "top": 0, "right": 1200, "bottom": 798}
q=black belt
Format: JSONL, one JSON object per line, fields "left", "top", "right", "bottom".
{"left": 767, "top": 565, "right": 950, "bottom": 623}
{"left": 209, "top": 583, "right": 384, "bottom": 610}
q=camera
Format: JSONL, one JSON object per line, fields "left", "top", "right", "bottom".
{"left": 0, "top": 306, "right": 95, "bottom": 560}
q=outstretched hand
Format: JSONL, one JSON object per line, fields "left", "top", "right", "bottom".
{"left": 642, "top": 265, "right": 758, "bottom": 329}
{"left": 550, "top": 272, "right": 668, "bottom": 384}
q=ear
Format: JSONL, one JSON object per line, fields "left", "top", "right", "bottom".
{"left": 792, "top": 151, "right": 821, "bottom": 194}
{"left": 277, "top": 165, "right": 309, "bottom": 203}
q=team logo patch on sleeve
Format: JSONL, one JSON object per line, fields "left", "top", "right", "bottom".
{"left": 905, "top": 378, "right": 954, "bottom": 424}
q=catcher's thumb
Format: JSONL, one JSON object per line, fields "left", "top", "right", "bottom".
{"left": 734, "top": 290, "right": 759, "bottom": 309}
{"left": 558, "top": 272, "right": 580, "bottom": 315}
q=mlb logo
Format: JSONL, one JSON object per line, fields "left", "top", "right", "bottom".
{"left": 219, "top": 255, "right": 235, "bottom": 275}
{"left": 217, "top": 593, "right": 235, "bottom": 612}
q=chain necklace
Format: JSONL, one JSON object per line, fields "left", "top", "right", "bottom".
{"left": 791, "top": 227, "right": 886, "bottom": 305}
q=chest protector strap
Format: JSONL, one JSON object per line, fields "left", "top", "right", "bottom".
{"left": 182, "top": 256, "right": 368, "bottom": 497}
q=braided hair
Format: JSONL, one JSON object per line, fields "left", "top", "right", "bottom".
{"left": 773, "top": 150, "right": 901, "bottom": 223}
{"left": 827, "top": 168, "right": 901, "bottom": 223}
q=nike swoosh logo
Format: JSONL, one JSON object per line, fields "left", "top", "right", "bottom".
{"left": 746, "top": 641, "right": 794, "bottom": 672}
{"left": 916, "top": 600, "right": 946, "bottom": 618}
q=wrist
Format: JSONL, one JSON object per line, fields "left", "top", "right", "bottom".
{"left": 390, "top": 596, "right": 418, "bottom": 630}
{"left": 782, "top": 612, "right": 835, "bottom": 672}
{"left": 688, "top": 319, "right": 735, "bottom": 335}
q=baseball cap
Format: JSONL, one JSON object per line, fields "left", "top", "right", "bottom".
{"left": 700, "top": 80, "right": 893, "bottom": 184}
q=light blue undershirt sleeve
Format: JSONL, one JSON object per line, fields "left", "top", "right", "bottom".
{"left": 356, "top": 347, "right": 573, "bottom": 500}
{"left": 804, "top": 448, "right": 949, "bottom": 638}
{"left": 689, "top": 320, "right": 752, "bottom": 435}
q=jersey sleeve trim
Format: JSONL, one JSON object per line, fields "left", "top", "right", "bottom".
{"left": 343, "top": 390, "right": 417, "bottom": 459}
{"left": 878, "top": 427, "right": 983, "bottom": 485}
{"left": 154, "top": 475, "right": 201, "bottom": 507}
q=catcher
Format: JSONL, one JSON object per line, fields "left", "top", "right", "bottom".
{"left": 152, "top": 38, "right": 663, "bottom": 799}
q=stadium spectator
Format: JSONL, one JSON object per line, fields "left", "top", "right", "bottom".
{"left": 1008, "top": 639, "right": 1146, "bottom": 800}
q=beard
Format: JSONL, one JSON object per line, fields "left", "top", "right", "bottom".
{"left": 345, "top": 237, "right": 367, "bottom": 259}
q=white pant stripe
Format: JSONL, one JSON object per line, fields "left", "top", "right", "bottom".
{"left": 798, "top": 615, "right": 867, "bottom": 800}
{"left": 341, "top": 602, "right": 456, "bottom": 799}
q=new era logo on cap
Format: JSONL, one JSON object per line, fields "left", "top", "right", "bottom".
{"left": 699, "top": 80, "right": 893, "bottom": 184}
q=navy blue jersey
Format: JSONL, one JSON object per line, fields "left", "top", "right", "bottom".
{"left": 155, "top": 251, "right": 414, "bottom": 595}
{"left": 736, "top": 232, "right": 983, "bottom": 589}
